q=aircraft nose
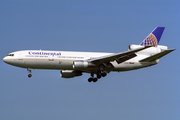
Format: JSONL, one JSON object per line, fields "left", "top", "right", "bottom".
{"left": 3, "top": 56, "right": 13, "bottom": 65}
{"left": 3, "top": 56, "right": 8, "bottom": 63}
{"left": 3, "top": 56, "right": 12, "bottom": 64}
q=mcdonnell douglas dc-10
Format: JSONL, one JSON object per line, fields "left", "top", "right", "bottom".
{"left": 3, "top": 27, "right": 175, "bottom": 82}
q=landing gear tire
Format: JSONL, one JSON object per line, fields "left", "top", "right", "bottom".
{"left": 88, "top": 77, "right": 93, "bottom": 82}
{"left": 27, "top": 68, "right": 32, "bottom": 78}
{"left": 93, "top": 78, "right": 98, "bottom": 82}
{"left": 28, "top": 74, "right": 32, "bottom": 78}
{"left": 88, "top": 77, "right": 98, "bottom": 82}
{"left": 101, "top": 72, "right": 107, "bottom": 77}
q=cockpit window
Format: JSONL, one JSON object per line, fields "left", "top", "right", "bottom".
{"left": 7, "top": 54, "right": 14, "bottom": 56}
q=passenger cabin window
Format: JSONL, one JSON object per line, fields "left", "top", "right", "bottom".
{"left": 7, "top": 54, "right": 14, "bottom": 56}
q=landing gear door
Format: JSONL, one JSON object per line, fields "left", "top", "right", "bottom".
{"left": 49, "top": 55, "right": 54, "bottom": 61}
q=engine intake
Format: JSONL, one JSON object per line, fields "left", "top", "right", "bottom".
{"left": 60, "top": 70, "right": 82, "bottom": 78}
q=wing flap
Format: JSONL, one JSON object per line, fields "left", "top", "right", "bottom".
{"left": 139, "top": 49, "right": 175, "bottom": 62}
{"left": 115, "top": 53, "right": 137, "bottom": 64}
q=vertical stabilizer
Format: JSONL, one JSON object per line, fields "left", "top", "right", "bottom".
{"left": 140, "top": 27, "right": 165, "bottom": 47}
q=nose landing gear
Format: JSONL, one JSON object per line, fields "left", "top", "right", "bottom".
{"left": 27, "top": 68, "right": 32, "bottom": 78}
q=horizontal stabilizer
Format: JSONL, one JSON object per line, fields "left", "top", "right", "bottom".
{"left": 139, "top": 49, "right": 175, "bottom": 62}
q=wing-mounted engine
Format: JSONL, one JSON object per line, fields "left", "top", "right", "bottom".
{"left": 60, "top": 70, "right": 82, "bottom": 78}
{"left": 73, "top": 61, "right": 95, "bottom": 69}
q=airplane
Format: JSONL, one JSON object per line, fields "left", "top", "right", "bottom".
{"left": 3, "top": 27, "right": 175, "bottom": 82}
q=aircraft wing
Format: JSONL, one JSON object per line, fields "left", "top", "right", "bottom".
{"left": 88, "top": 46, "right": 152, "bottom": 65}
{"left": 139, "top": 49, "right": 175, "bottom": 62}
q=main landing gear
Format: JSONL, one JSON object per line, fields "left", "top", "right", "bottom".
{"left": 27, "top": 68, "right": 32, "bottom": 78}
{"left": 88, "top": 72, "right": 107, "bottom": 82}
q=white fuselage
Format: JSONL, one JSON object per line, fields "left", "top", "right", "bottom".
{"left": 3, "top": 48, "right": 159, "bottom": 73}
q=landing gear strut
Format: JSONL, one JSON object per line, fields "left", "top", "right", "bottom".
{"left": 27, "top": 68, "right": 32, "bottom": 78}
{"left": 97, "top": 72, "right": 101, "bottom": 79}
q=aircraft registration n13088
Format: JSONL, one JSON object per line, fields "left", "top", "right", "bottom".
{"left": 3, "top": 27, "right": 175, "bottom": 82}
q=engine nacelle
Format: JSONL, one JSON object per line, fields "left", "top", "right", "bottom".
{"left": 128, "top": 44, "right": 168, "bottom": 55}
{"left": 128, "top": 44, "right": 144, "bottom": 50}
{"left": 73, "top": 61, "right": 95, "bottom": 69}
{"left": 60, "top": 70, "right": 82, "bottom": 78}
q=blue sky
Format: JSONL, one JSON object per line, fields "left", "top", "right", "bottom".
{"left": 0, "top": 0, "right": 180, "bottom": 120}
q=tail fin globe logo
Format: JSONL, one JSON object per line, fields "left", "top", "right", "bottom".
{"left": 140, "top": 27, "right": 165, "bottom": 47}
{"left": 140, "top": 33, "right": 157, "bottom": 47}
